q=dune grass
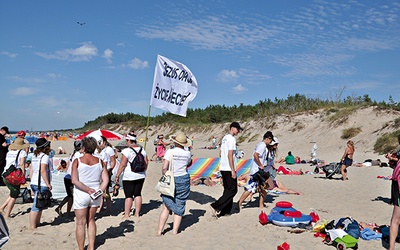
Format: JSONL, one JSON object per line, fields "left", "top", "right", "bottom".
{"left": 341, "top": 127, "right": 362, "bottom": 139}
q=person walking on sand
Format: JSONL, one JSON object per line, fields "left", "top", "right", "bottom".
{"left": 209, "top": 122, "right": 243, "bottom": 218}
{"left": 157, "top": 133, "right": 192, "bottom": 235}
{"left": 340, "top": 140, "right": 355, "bottom": 181}
{"left": 115, "top": 132, "right": 148, "bottom": 219}
{"left": 237, "top": 131, "right": 274, "bottom": 210}
{"left": 0, "top": 137, "right": 29, "bottom": 217}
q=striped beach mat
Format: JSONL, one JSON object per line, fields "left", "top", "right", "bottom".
{"left": 188, "top": 158, "right": 252, "bottom": 179}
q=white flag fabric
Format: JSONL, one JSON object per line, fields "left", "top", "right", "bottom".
{"left": 150, "top": 55, "right": 198, "bottom": 117}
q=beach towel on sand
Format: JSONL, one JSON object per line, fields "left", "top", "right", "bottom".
{"left": 188, "top": 158, "right": 252, "bottom": 180}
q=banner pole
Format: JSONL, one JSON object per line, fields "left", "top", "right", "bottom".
{"left": 144, "top": 105, "right": 151, "bottom": 150}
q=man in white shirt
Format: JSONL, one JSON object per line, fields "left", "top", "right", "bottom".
{"left": 210, "top": 122, "right": 243, "bottom": 218}
{"left": 237, "top": 131, "right": 274, "bottom": 210}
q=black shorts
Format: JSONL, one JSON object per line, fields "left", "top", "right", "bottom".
{"left": 123, "top": 178, "right": 145, "bottom": 198}
{"left": 64, "top": 178, "right": 73, "bottom": 197}
{"left": 391, "top": 180, "right": 400, "bottom": 206}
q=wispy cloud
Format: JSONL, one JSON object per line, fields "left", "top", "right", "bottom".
{"left": 35, "top": 42, "right": 98, "bottom": 61}
{"left": 102, "top": 49, "right": 113, "bottom": 63}
{"left": 273, "top": 53, "right": 356, "bottom": 78}
{"left": 123, "top": 57, "right": 149, "bottom": 69}
{"left": 0, "top": 51, "right": 17, "bottom": 58}
{"left": 8, "top": 76, "right": 45, "bottom": 83}
{"left": 136, "top": 16, "right": 276, "bottom": 51}
{"left": 47, "top": 73, "right": 61, "bottom": 79}
{"left": 12, "top": 87, "right": 37, "bottom": 96}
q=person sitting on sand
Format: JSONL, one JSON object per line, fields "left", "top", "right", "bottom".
{"left": 276, "top": 151, "right": 295, "bottom": 165}
{"left": 56, "top": 159, "right": 68, "bottom": 172}
{"left": 58, "top": 146, "right": 66, "bottom": 155}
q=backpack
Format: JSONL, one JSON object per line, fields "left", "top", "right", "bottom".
{"left": 130, "top": 147, "right": 146, "bottom": 173}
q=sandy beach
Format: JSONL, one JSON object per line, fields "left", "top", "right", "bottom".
{"left": 1, "top": 107, "right": 399, "bottom": 249}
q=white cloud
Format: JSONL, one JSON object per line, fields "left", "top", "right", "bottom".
{"left": 13, "top": 87, "right": 37, "bottom": 96}
{"left": 0, "top": 51, "right": 17, "bottom": 58}
{"left": 218, "top": 69, "right": 238, "bottom": 82}
{"left": 102, "top": 49, "right": 113, "bottom": 63}
{"left": 35, "top": 42, "right": 98, "bottom": 62}
{"left": 47, "top": 73, "right": 61, "bottom": 79}
{"left": 124, "top": 57, "right": 149, "bottom": 69}
{"left": 232, "top": 84, "right": 247, "bottom": 94}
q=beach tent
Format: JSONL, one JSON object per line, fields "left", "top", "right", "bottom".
{"left": 188, "top": 158, "right": 252, "bottom": 180}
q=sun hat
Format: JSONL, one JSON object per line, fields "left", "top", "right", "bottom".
{"left": 9, "top": 137, "right": 30, "bottom": 150}
{"left": 35, "top": 138, "right": 51, "bottom": 149}
{"left": 17, "top": 130, "right": 26, "bottom": 137}
{"left": 230, "top": 122, "right": 243, "bottom": 131}
{"left": 171, "top": 133, "right": 191, "bottom": 147}
{"left": 1, "top": 126, "right": 9, "bottom": 134}
{"left": 270, "top": 137, "right": 279, "bottom": 146}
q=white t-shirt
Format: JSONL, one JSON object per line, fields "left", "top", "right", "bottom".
{"left": 250, "top": 141, "right": 267, "bottom": 175}
{"left": 219, "top": 134, "right": 237, "bottom": 171}
{"left": 3, "top": 149, "right": 27, "bottom": 173}
{"left": 94, "top": 149, "right": 108, "bottom": 163}
{"left": 66, "top": 151, "right": 84, "bottom": 177}
{"left": 164, "top": 147, "right": 191, "bottom": 177}
{"left": 31, "top": 153, "right": 51, "bottom": 187}
{"left": 102, "top": 146, "right": 115, "bottom": 170}
{"left": 121, "top": 146, "right": 147, "bottom": 181}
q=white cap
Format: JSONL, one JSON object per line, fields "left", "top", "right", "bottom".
{"left": 270, "top": 137, "right": 279, "bottom": 146}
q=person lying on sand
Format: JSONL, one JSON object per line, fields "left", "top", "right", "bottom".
{"left": 276, "top": 166, "right": 303, "bottom": 175}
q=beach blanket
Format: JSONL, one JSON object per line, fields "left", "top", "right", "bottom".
{"left": 188, "top": 158, "right": 252, "bottom": 180}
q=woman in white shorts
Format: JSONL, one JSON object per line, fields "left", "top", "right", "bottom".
{"left": 71, "top": 137, "right": 109, "bottom": 250}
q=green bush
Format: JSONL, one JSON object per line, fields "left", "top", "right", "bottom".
{"left": 374, "top": 130, "right": 400, "bottom": 154}
{"left": 341, "top": 127, "right": 362, "bottom": 139}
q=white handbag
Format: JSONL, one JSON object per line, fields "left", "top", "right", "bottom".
{"left": 155, "top": 156, "right": 175, "bottom": 197}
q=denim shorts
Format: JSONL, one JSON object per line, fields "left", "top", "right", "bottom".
{"left": 30, "top": 184, "right": 50, "bottom": 212}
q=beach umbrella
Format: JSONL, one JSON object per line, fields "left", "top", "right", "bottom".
{"left": 75, "top": 129, "right": 124, "bottom": 141}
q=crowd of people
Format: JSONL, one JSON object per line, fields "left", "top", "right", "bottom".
{"left": 1, "top": 124, "right": 400, "bottom": 249}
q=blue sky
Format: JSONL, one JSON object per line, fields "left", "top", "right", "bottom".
{"left": 1, "top": 0, "right": 399, "bottom": 131}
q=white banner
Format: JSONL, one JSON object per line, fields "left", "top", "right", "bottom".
{"left": 150, "top": 55, "right": 198, "bottom": 117}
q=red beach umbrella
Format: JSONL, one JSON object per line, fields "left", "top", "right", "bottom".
{"left": 75, "top": 129, "right": 124, "bottom": 141}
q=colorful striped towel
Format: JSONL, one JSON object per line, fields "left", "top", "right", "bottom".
{"left": 188, "top": 158, "right": 252, "bottom": 180}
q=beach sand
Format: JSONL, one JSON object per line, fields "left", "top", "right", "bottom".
{"left": 0, "top": 138, "right": 394, "bottom": 250}
{"left": 1, "top": 107, "right": 398, "bottom": 249}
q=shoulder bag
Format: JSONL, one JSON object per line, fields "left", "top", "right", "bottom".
{"left": 155, "top": 155, "right": 175, "bottom": 197}
{"left": 4, "top": 150, "right": 26, "bottom": 186}
{"left": 35, "top": 155, "right": 52, "bottom": 209}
